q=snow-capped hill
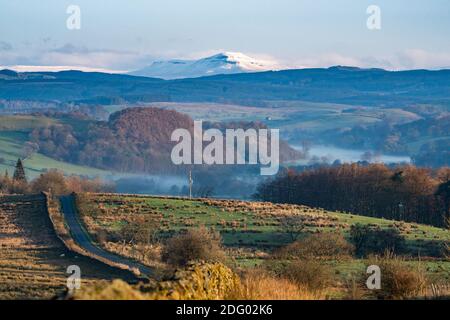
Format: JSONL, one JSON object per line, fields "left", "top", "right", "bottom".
{"left": 130, "top": 52, "right": 276, "bottom": 79}
{"left": 201, "top": 52, "right": 271, "bottom": 72}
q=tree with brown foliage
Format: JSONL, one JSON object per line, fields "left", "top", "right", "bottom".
{"left": 31, "top": 170, "right": 68, "bottom": 194}
{"left": 30, "top": 108, "right": 194, "bottom": 174}
{"left": 255, "top": 164, "right": 448, "bottom": 227}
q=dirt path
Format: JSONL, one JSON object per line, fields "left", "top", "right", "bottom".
{"left": 60, "top": 195, "right": 153, "bottom": 276}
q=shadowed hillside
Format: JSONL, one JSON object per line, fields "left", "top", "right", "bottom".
{"left": 1, "top": 68, "right": 450, "bottom": 107}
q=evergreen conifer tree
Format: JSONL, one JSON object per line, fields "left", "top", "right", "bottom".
{"left": 13, "top": 158, "right": 27, "bottom": 183}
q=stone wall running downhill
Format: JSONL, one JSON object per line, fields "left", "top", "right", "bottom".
{"left": 67, "top": 262, "right": 240, "bottom": 300}
{"left": 42, "top": 192, "right": 144, "bottom": 279}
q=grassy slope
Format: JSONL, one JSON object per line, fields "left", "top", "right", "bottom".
{"left": 84, "top": 195, "right": 450, "bottom": 285}
{"left": 139, "top": 101, "right": 420, "bottom": 135}
{"left": 104, "top": 101, "right": 420, "bottom": 134}
{"left": 94, "top": 196, "right": 449, "bottom": 247}
{"left": 0, "top": 115, "right": 110, "bottom": 179}
{"left": 124, "top": 102, "right": 446, "bottom": 154}
{"left": 406, "top": 136, "right": 450, "bottom": 153}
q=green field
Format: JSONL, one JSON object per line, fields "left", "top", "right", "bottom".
{"left": 82, "top": 194, "right": 450, "bottom": 286}
{"left": 406, "top": 136, "right": 450, "bottom": 153}
{"left": 139, "top": 101, "right": 420, "bottom": 135}
{"left": 0, "top": 115, "right": 110, "bottom": 179}
{"left": 90, "top": 195, "right": 449, "bottom": 252}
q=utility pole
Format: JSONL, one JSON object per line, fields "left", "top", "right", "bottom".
{"left": 188, "top": 170, "right": 193, "bottom": 199}
{"left": 398, "top": 202, "right": 404, "bottom": 221}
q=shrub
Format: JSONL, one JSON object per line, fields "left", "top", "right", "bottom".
{"left": 161, "top": 227, "right": 226, "bottom": 267}
{"left": 368, "top": 254, "right": 427, "bottom": 299}
{"left": 119, "top": 217, "right": 159, "bottom": 245}
{"left": 350, "top": 224, "right": 405, "bottom": 257}
{"left": 31, "top": 169, "right": 68, "bottom": 194}
{"left": 344, "top": 277, "right": 368, "bottom": 300}
{"left": 147, "top": 262, "right": 240, "bottom": 300}
{"left": 95, "top": 229, "right": 108, "bottom": 245}
{"left": 70, "top": 263, "right": 240, "bottom": 300}
{"left": 66, "top": 176, "right": 115, "bottom": 193}
{"left": 274, "top": 232, "right": 354, "bottom": 260}
{"left": 278, "top": 260, "right": 334, "bottom": 291}
{"left": 279, "top": 215, "right": 306, "bottom": 241}
{"left": 7, "top": 180, "right": 30, "bottom": 194}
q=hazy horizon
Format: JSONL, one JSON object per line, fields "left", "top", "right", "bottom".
{"left": 1, "top": 0, "right": 450, "bottom": 72}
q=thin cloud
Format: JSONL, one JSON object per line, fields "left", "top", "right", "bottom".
{"left": 395, "top": 49, "right": 450, "bottom": 70}
{"left": 1, "top": 45, "right": 155, "bottom": 71}
{"left": 0, "top": 41, "right": 12, "bottom": 51}
{"left": 1, "top": 65, "right": 125, "bottom": 73}
{"left": 2, "top": 45, "right": 449, "bottom": 73}
{"left": 288, "top": 50, "right": 450, "bottom": 71}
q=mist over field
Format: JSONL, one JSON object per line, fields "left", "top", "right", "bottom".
{"left": 292, "top": 145, "right": 411, "bottom": 165}
{"left": 113, "top": 174, "right": 187, "bottom": 195}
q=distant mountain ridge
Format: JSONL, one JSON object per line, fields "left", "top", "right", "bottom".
{"left": 129, "top": 52, "right": 277, "bottom": 79}
{"left": 1, "top": 66, "right": 449, "bottom": 108}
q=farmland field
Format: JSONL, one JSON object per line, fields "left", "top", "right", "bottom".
{"left": 107, "top": 101, "right": 421, "bottom": 136}
{"left": 0, "top": 115, "right": 112, "bottom": 179}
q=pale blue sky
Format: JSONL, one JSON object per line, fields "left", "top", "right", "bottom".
{"left": 1, "top": 0, "right": 449, "bottom": 70}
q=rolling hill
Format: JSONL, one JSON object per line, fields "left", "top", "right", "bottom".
{"left": 1, "top": 66, "right": 449, "bottom": 172}
{"left": 1, "top": 67, "right": 449, "bottom": 107}
{"left": 76, "top": 193, "right": 450, "bottom": 299}
{"left": 0, "top": 114, "right": 111, "bottom": 179}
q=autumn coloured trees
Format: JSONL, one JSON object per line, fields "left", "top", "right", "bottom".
{"left": 255, "top": 164, "right": 450, "bottom": 228}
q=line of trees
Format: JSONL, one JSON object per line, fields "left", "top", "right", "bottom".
{"left": 0, "top": 159, "right": 113, "bottom": 195}
{"left": 255, "top": 164, "right": 450, "bottom": 228}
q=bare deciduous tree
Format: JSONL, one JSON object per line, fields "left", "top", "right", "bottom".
{"left": 280, "top": 215, "right": 306, "bottom": 241}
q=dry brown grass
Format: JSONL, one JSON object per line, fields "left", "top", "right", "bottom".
{"left": 227, "top": 269, "right": 326, "bottom": 300}
{"left": 279, "top": 260, "right": 334, "bottom": 291}
{"left": 368, "top": 253, "right": 427, "bottom": 300}
{"left": 202, "top": 199, "right": 339, "bottom": 228}
{"left": 74, "top": 194, "right": 449, "bottom": 300}
{"left": 273, "top": 232, "right": 354, "bottom": 260}
{"left": 423, "top": 283, "right": 450, "bottom": 299}
{"left": 81, "top": 194, "right": 346, "bottom": 269}
{"left": 0, "top": 194, "right": 134, "bottom": 300}
{"left": 103, "top": 242, "right": 166, "bottom": 273}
